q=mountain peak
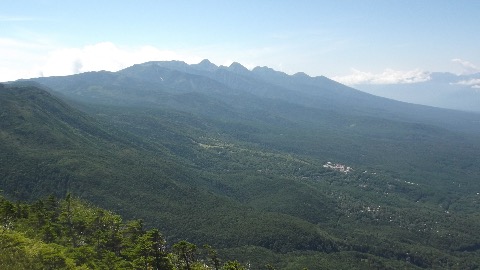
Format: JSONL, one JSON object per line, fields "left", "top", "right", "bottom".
{"left": 252, "top": 66, "right": 275, "bottom": 73}
{"left": 143, "top": 60, "right": 189, "bottom": 71}
{"left": 199, "top": 59, "right": 212, "bottom": 65}
{"left": 228, "top": 62, "right": 250, "bottom": 74}
{"left": 193, "top": 59, "right": 218, "bottom": 71}
{"left": 252, "top": 66, "right": 289, "bottom": 81}
{"left": 293, "top": 72, "right": 310, "bottom": 78}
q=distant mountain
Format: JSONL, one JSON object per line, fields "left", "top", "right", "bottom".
{"left": 355, "top": 72, "right": 480, "bottom": 112}
{"left": 3, "top": 61, "right": 480, "bottom": 268}
{"left": 119, "top": 60, "right": 480, "bottom": 134}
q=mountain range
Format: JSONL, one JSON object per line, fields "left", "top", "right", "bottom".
{"left": 2, "top": 60, "right": 480, "bottom": 269}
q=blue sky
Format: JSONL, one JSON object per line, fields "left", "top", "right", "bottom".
{"left": 2, "top": 0, "right": 480, "bottom": 84}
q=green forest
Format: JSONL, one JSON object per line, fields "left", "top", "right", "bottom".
{"left": 2, "top": 61, "right": 480, "bottom": 269}
{"left": 0, "top": 194, "right": 248, "bottom": 270}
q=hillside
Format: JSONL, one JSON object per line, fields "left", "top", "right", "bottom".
{"left": 0, "top": 194, "right": 250, "bottom": 269}
{"left": 2, "top": 61, "right": 480, "bottom": 268}
{"left": 30, "top": 61, "right": 480, "bottom": 193}
{"left": 1, "top": 85, "right": 345, "bottom": 251}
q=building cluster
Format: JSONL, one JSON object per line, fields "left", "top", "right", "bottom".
{"left": 323, "top": 161, "right": 353, "bottom": 174}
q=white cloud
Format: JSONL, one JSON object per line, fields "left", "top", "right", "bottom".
{"left": 452, "top": 58, "right": 480, "bottom": 75}
{"left": 0, "top": 37, "right": 55, "bottom": 81}
{"left": 40, "top": 42, "right": 204, "bottom": 77}
{"left": 333, "top": 68, "right": 431, "bottom": 85}
{"left": 455, "top": 78, "right": 480, "bottom": 86}
{"left": 0, "top": 41, "right": 204, "bottom": 81}
{"left": 453, "top": 78, "right": 480, "bottom": 89}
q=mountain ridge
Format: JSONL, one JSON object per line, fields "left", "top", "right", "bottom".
{"left": 123, "top": 61, "right": 480, "bottom": 135}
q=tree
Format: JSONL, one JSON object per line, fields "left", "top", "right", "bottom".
{"left": 127, "top": 228, "right": 172, "bottom": 270}
{"left": 265, "top": 264, "right": 275, "bottom": 270}
{"left": 204, "top": 244, "right": 221, "bottom": 270}
{"left": 172, "top": 240, "right": 197, "bottom": 270}
{"left": 148, "top": 229, "right": 171, "bottom": 270}
{"left": 0, "top": 198, "right": 16, "bottom": 229}
{"left": 221, "top": 260, "right": 246, "bottom": 270}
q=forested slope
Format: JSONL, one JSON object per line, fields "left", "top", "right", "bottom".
{"left": 0, "top": 194, "right": 250, "bottom": 269}
{"left": 2, "top": 60, "right": 480, "bottom": 269}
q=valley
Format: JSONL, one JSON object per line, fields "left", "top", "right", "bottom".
{"left": 2, "top": 61, "right": 480, "bottom": 269}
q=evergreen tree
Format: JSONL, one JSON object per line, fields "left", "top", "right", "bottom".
{"left": 172, "top": 240, "right": 197, "bottom": 270}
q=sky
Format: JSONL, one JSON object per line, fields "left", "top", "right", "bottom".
{"left": 1, "top": 0, "right": 480, "bottom": 85}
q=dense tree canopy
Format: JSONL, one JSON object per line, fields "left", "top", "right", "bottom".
{"left": 0, "top": 195, "right": 249, "bottom": 270}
